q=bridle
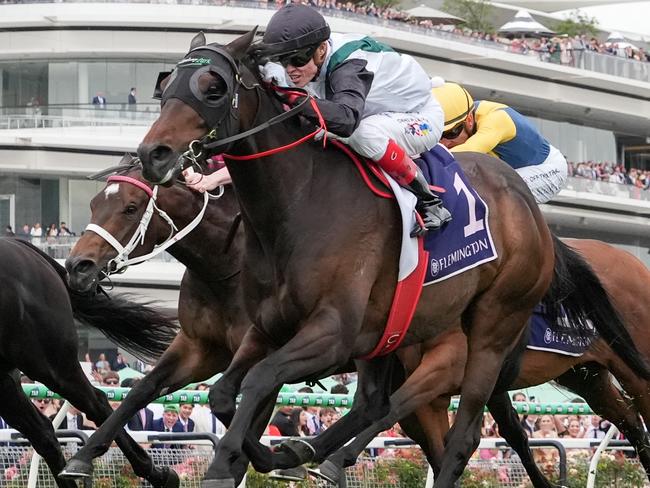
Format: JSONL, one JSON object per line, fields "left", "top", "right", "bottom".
{"left": 159, "top": 43, "right": 327, "bottom": 173}
{"left": 84, "top": 174, "right": 216, "bottom": 273}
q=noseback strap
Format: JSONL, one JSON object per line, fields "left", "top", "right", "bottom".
{"left": 107, "top": 175, "right": 154, "bottom": 198}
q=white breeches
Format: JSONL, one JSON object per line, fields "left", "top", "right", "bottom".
{"left": 515, "top": 144, "right": 568, "bottom": 204}
{"left": 340, "top": 96, "right": 444, "bottom": 161}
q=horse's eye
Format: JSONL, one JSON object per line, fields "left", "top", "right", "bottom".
{"left": 206, "top": 84, "right": 226, "bottom": 101}
{"left": 124, "top": 204, "right": 138, "bottom": 215}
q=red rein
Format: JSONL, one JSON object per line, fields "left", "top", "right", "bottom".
{"left": 222, "top": 87, "right": 393, "bottom": 199}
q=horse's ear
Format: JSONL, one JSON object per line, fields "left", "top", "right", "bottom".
{"left": 226, "top": 27, "right": 258, "bottom": 61}
{"left": 189, "top": 31, "right": 207, "bottom": 51}
{"left": 118, "top": 153, "right": 135, "bottom": 166}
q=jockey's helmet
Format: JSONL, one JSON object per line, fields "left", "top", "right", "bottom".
{"left": 431, "top": 82, "right": 475, "bottom": 133}
{"left": 261, "top": 4, "right": 331, "bottom": 63}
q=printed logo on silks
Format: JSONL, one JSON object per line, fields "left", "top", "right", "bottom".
{"left": 415, "top": 144, "right": 498, "bottom": 285}
{"left": 528, "top": 304, "right": 598, "bottom": 356}
{"left": 405, "top": 120, "right": 432, "bottom": 137}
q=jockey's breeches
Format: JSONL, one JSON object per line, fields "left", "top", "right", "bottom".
{"left": 341, "top": 96, "right": 444, "bottom": 161}
{"left": 515, "top": 144, "right": 568, "bottom": 204}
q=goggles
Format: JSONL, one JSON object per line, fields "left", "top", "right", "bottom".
{"left": 442, "top": 122, "right": 465, "bottom": 140}
{"left": 274, "top": 45, "right": 318, "bottom": 68}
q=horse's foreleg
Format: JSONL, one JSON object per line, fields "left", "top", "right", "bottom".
{"left": 317, "top": 332, "right": 464, "bottom": 481}
{"left": 0, "top": 371, "right": 78, "bottom": 488}
{"left": 558, "top": 365, "right": 650, "bottom": 480}
{"left": 203, "top": 307, "right": 352, "bottom": 487}
{"left": 61, "top": 334, "right": 226, "bottom": 485}
{"left": 401, "top": 400, "right": 451, "bottom": 476}
{"left": 487, "top": 392, "right": 556, "bottom": 488}
{"left": 435, "top": 308, "right": 532, "bottom": 487}
{"left": 273, "top": 354, "right": 398, "bottom": 474}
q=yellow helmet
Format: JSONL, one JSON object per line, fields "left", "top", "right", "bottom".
{"left": 431, "top": 82, "right": 475, "bottom": 132}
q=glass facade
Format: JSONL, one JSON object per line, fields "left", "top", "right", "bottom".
{"left": 527, "top": 116, "right": 617, "bottom": 164}
{"left": 0, "top": 58, "right": 177, "bottom": 111}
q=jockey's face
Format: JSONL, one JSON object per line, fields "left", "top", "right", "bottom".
{"left": 285, "top": 42, "right": 328, "bottom": 88}
{"left": 440, "top": 112, "right": 475, "bottom": 149}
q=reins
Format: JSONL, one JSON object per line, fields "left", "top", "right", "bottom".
{"left": 176, "top": 50, "right": 393, "bottom": 200}
{"left": 190, "top": 84, "right": 327, "bottom": 162}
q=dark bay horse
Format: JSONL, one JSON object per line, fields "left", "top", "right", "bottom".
{"left": 0, "top": 237, "right": 177, "bottom": 488}
{"left": 316, "top": 239, "right": 650, "bottom": 487}
{"left": 61, "top": 162, "right": 257, "bottom": 485}
{"left": 64, "top": 162, "right": 648, "bottom": 488}
{"left": 133, "top": 30, "right": 650, "bottom": 487}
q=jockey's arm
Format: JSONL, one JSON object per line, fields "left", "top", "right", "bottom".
{"left": 451, "top": 109, "right": 516, "bottom": 156}
{"left": 300, "top": 59, "right": 373, "bottom": 137}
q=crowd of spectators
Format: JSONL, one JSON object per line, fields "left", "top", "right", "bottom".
{"left": 473, "top": 391, "right": 616, "bottom": 482}
{"left": 279, "top": 0, "right": 650, "bottom": 69}
{"left": 568, "top": 161, "right": 650, "bottom": 190}
{"left": 0, "top": 354, "right": 635, "bottom": 485}
{"left": 3, "top": 221, "right": 76, "bottom": 239}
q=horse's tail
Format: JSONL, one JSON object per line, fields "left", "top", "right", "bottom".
{"left": 544, "top": 235, "right": 650, "bottom": 379}
{"left": 11, "top": 239, "right": 178, "bottom": 363}
{"left": 69, "top": 290, "right": 178, "bottom": 364}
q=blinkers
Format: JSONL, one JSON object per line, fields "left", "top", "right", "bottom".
{"left": 154, "top": 45, "right": 240, "bottom": 134}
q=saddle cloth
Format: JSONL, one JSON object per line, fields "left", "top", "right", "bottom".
{"left": 527, "top": 304, "right": 598, "bottom": 357}
{"left": 389, "top": 144, "right": 498, "bottom": 284}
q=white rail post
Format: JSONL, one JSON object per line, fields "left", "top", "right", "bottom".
{"left": 425, "top": 465, "right": 435, "bottom": 488}
{"left": 586, "top": 424, "right": 619, "bottom": 488}
{"left": 27, "top": 400, "right": 72, "bottom": 488}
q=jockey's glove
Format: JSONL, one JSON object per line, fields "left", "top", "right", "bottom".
{"left": 259, "top": 62, "right": 290, "bottom": 87}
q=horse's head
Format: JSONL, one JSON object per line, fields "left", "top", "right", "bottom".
{"left": 138, "top": 29, "right": 258, "bottom": 185}
{"left": 66, "top": 155, "right": 179, "bottom": 292}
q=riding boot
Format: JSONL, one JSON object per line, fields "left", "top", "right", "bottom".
{"left": 376, "top": 139, "right": 452, "bottom": 236}
{"left": 407, "top": 168, "right": 452, "bottom": 236}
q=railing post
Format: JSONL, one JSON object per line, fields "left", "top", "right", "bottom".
{"left": 27, "top": 400, "right": 71, "bottom": 488}
{"left": 587, "top": 424, "right": 619, "bottom": 488}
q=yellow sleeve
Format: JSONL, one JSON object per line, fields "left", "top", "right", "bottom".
{"left": 451, "top": 110, "right": 516, "bottom": 155}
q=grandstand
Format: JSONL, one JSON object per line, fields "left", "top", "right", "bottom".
{"left": 0, "top": 0, "right": 648, "bottom": 358}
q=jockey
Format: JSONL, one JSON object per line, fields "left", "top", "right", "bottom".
{"left": 431, "top": 82, "right": 568, "bottom": 204}
{"left": 186, "top": 4, "right": 451, "bottom": 235}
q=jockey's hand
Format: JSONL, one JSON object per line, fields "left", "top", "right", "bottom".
{"left": 314, "top": 128, "right": 341, "bottom": 142}
{"left": 182, "top": 167, "right": 232, "bottom": 193}
{"left": 275, "top": 89, "right": 306, "bottom": 108}
{"left": 259, "top": 62, "right": 289, "bottom": 87}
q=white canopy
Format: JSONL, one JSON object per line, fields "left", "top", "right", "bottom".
{"left": 605, "top": 31, "right": 638, "bottom": 50}
{"left": 498, "top": 9, "right": 555, "bottom": 37}
{"left": 405, "top": 5, "right": 465, "bottom": 25}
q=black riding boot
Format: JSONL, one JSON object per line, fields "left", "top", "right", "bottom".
{"left": 406, "top": 168, "right": 452, "bottom": 237}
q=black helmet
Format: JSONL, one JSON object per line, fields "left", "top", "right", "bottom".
{"left": 262, "top": 4, "right": 330, "bottom": 56}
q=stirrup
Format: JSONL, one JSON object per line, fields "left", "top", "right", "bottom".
{"left": 410, "top": 204, "right": 451, "bottom": 237}
{"left": 410, "top": 213, "right": 428, "bottom": 238}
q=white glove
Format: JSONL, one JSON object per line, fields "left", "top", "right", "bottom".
{"left": 259, "top": 62, "right": 289, "bottom": 87}
{"left": 314, "top": 128, "right": 341, "bottom": 142}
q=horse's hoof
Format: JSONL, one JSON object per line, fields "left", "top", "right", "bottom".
{"left": 269, "top": 466, "right": 308, "bottom": 481}
{"left": 309, "top": 460, "right": 345, "bottom": 485}
{"left": 276, "top": 438, "right": 316, "bottom": 465}
{"left": 201, "top": 479, "right": 236, "bottom": 488}
{"left": 59, "top": 458, "right": 93, "bottom": 479}
{"left": 161, "top": 467, "right": 180, "bottom": 488}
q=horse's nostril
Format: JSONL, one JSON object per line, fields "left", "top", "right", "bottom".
{"left": 71, "top": 259, "right": 96, "bottom": 277}
{"left": 151, "top": 145, "right": 172, "bottom": 162}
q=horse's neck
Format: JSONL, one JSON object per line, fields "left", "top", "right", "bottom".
{"left": 161, "top": 187, "right": 241, "bottom": 286}
{"left": 226, "top": 95, "right": 325, "bottom": 233}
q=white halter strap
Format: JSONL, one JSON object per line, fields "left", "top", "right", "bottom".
{"left": 84, "top": 176, "right": 216, "bottom": 273}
